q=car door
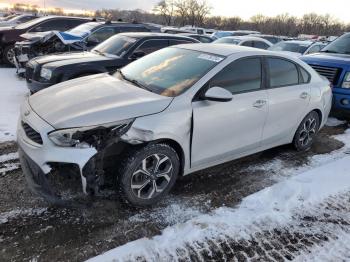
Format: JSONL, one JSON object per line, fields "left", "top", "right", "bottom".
{"left": 191, "top": 57, "right": 268, "bottom": 168}
{"left": 262, "top": 57, "right": 311, "bottom": 146}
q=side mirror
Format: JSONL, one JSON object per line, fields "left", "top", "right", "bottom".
{"left": 130, "top": 51, "right": 146, "bottom": 60}
{"left": 203, "top": 86, "right": 233, "bottom": 102}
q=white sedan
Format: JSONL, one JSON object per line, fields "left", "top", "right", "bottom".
{"left": 213, "top": 36, "right": 273, "bottom": 49}
{"left": 18, "top": 44, "right": 332, "bottom": 206}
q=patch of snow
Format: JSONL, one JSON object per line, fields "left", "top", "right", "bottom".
{"left": 0, "top": 208, "right": 47, "bottom": 224}
{"left": 0, "top": 152, "right": 19, "bottom": 162}
{"left": 325, "top": 117, "right": 347, "bottom": 127}
{"left": 0, "top": 162, "right": 20, "bottom": 174}
{"left": 0, "top": 68, "right": 28, "bottom": 142}
{"left": 87, "top": 156, "right": 350, "bottom": 262}
{"left": 129, "top": 199, "right": 203, "bottom": 226}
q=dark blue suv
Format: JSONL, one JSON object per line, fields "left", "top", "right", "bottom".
{"left": 301, "top": 33, "right": 350, "bottom": 117}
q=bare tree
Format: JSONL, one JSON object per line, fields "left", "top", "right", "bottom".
{"left": 153, "top": 0, "right": 175, "bottom": 26}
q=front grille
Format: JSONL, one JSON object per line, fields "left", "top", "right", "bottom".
{"left": 22, "top": 121, "right": 43, "bottom": 145}
{"left": 309, "top": 65, "right": 341, "bottom": 85}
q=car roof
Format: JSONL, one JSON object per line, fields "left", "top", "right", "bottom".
{"left": 282, "top": 40, "right": 314, "bottom": 45}
{"left": 179, "top": 33, "right": 211, "bottom": 37}
{"left": 220, "top": 36, "right": 271, "bottom": 42}
{"left": 119, "top": 32, "right": 198, "bottom": 41}
{"left": 176, "top": 43, "right": 270, "bottom": 56}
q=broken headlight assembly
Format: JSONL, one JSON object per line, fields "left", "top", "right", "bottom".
{"left": 48, "top": 119, "right": 134, "bottom": 148}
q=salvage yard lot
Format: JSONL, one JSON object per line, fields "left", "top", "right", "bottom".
{"left": 0, "top": 68, "right": 350, "bottom": 261}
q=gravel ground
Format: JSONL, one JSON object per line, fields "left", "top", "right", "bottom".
{"left": 0, "top": 122, "right": 349, "bottom": 262}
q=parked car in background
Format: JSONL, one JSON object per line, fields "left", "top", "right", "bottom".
{"left": 25, "top": 32, "right": 199, "bottom": 93}
{"left": 14, "top": 21, "right": 156, "bottom": 69}
{"left": 0, "top": 14, "right": 38, "bottom": 27}
{"left": 0, "top": 15, "right": 90, "bottom": 65}
{"left": 268, "top": 40, "right": 328, "bottom": 58}
{"left": 179, "top": 33, "right": 213, "bottom": 43}
{"left": 250, "top": 34, "right": 283, "bottom": 44}
{"left": 18, "top": 44, "right": 332, "bottom": 206}
{"left": 211, "top": 30, "right": 260, "bottom": 39}
{"left": 301, "top": 33, "right": 350, "bottom": 117}
{"left": 214, "top": 36, "right": 273, "bottom": 49}
{"left": 161, "top": 27, "right": 191, "bottom": 34}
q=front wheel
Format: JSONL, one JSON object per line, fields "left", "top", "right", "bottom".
{"left": 293, "top": 111, "right": 320, "bottom": 151}
{"left": 3, "top": 45, "right": 15, "bottom": 66}
{"left": 118, "top": 143, "right": 180, "bottom": 206}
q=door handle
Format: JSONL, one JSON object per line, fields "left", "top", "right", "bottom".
{"left": 253, "top": 100, "right": 267, "bottom": 108}
{"left": 300, "top": 92, "right": 309, "bottom": 99}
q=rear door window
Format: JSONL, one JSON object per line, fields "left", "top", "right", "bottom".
{"left": 253, "top": 41, "right": 270, "bottom": 49}
{"left": 268, "top": 58, "right": 299, "bottom": 87}
{"left": 241, "top": 41, "right": 254, "bottom": 47}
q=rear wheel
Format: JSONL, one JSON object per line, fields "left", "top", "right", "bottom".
{"left": 3, "top": 45, "right": 15, "bottom": 66}
{"left": 118, "top": 143, "right": 180, "bottom": 207}
{"left": 293, "top": 111, "right": 320, "bottom": 151}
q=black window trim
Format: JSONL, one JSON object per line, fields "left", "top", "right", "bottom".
{"left": 196, "top": 55, "right": 266, "bottom": 99}
{"left": 263, "top": 56, "right": 311, "bottom": 89}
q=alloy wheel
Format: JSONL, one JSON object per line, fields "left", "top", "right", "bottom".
{"left": 299, "top": 116, "right": 317, "bottom": 146}
{"left": 131, "top": 153, "right": 173, "bottom": 200}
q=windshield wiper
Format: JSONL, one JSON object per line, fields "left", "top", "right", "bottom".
{"left": 320, "top": 50, "right": 340, "bottom": 54}
{"left": 117, "top": 70, "right": 153, "bottom": 92}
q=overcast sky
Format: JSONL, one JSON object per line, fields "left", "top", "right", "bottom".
{"left": 2, "top": 0, "right": 350, "bottom": 22}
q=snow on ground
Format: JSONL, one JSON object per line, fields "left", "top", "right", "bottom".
{"left": 293, "top": 231, "right": 350, "bottom": 262}
{"left": 0, "top": 68, "right": 28, "bottom": 142}
{"left": 88, "top": 154, "right": 350, "bottom": 262}
{"left": 325, "top": 117, "right": 347, "bottom": 127}
{"left": 0, "top": 208, "right": 47, "bottom": 224}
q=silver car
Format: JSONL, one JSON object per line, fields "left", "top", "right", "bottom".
{"left": 17, "top": 44, "right": 332, "bottom": 206}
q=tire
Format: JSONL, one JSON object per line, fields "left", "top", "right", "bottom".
{"left": 3, "top": 45, "right": 15, "bottom": 66}
{"left": 293, "top": 111, "right": 320, "bottom": 152}
{"left": 118, "top": 143, "right": 180, "bottom": 207}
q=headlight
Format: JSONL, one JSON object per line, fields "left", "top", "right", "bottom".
{"left": 48, "top": 119, "right": 134, "bottom": 148}
{"left": 342, "top": 72, "right": 350, "bottom": 88}
{"left": 40, "top": 67, "right": 52, "bottom": 80}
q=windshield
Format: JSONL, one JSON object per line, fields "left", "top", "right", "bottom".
{"left": 93, "top": 35, "right": 137, "bottom": 56}
{"left": 116, "top": 47, "right": 224, "bottom": 97}
{"left": 68, "top": 22, "right": 99, "bottom": 36}
{"left": 268, "top": 42, "right": 311, "bottom": 54}
{"left": 321, "top": 33, "right": 350, "bottom": 54}
{"left": 15, "top": 16, "right": 48, "bottom": 29}
{"left": 214, "top": 38, "right": 240, "bottom": 45}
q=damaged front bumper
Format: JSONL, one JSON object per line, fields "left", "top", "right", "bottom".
{"left": 17, "top": 101, "right": 99, "bottom": 204}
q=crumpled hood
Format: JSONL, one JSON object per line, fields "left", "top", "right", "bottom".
{"left": 29, "top": 73, "right": 173, "bottom": 129}
{"left": 19, "top": 31, "right": 54, "bottom": 43}
{"left": 301, "top": 53, "right": 350, "bottom": 67}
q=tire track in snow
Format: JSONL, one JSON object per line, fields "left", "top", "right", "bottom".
{"left": 87, "top": 156, "right": 350, "bottom": 262}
